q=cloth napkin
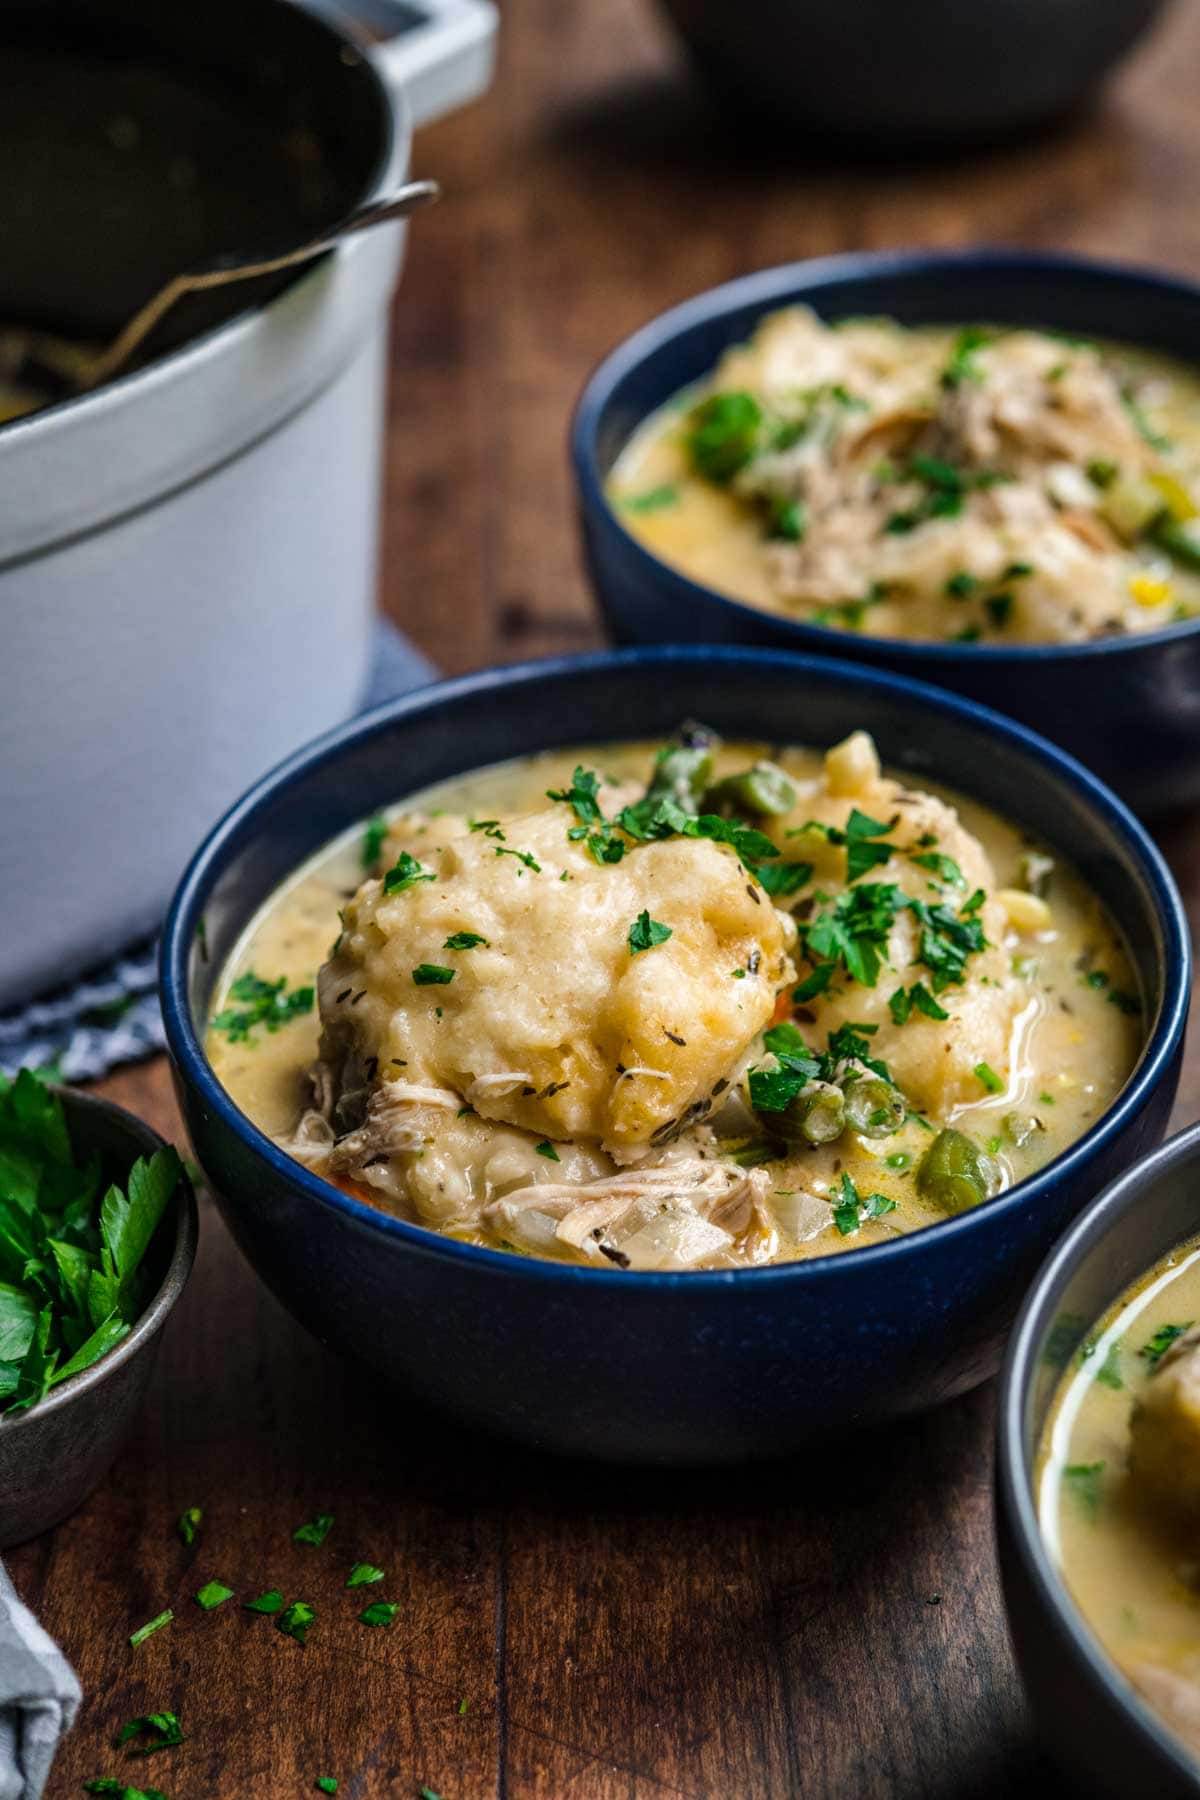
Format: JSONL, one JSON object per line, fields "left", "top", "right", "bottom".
{"left": 0, "top": 619, "right": 436, "bottom": 1084}
{"left": 0, "top": 1566, "right": 81, "bottom": 1800}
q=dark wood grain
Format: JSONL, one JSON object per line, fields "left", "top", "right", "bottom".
{"left": 13, "top": 0, "right": 1200, "bottom": 1792}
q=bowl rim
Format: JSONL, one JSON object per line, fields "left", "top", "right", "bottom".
{"left": 0, "top": 1086, "right": 199, "bottom": 1433}
{"left": 161, "top": 644, "right": 1190, "bottom": 1289}
{"left": 570, "top": 243, "right": 1200, "bottom": 664}
{"left": 996, "top": 1118, "right": 1200, "bottom": 1790}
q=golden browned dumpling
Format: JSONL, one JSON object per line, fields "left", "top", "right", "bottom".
{"left": 316, "top": 801, "right": 794, "bottom": 1161}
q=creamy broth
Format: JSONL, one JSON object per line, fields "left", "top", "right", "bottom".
{"left": 1041, "top": 1242, "right": 1200, "bottom": 1763}
{"left": 610, "top": 311, "right": 1200, "bottom": 645}
{"left": 207, "top": 733, "right": 1141, "bottom": 1272}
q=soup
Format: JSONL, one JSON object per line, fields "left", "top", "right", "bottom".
{"left": 610, "top": 308, "right": 1200, "bottom": 645}
{"left": 1041, "top": 1242, "right": 1200, "bottom": 1761}
{"left": 208, "top": 728, "right": 1141, "bottom": 1271}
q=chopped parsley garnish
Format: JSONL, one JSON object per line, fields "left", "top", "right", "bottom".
{"left": 831, "top": 1172, "right": 896, "bottom": 1236}
{"left": 1094, "top": 1341, "right": 1124, "bottom": 1391}
{"left": 1139, "top": 1322, "right": 1192, "bottom": 1366}
{"left": 792, "top": 964, "right": 835, "bottom": 1004}
{"left": 83, "top": 1784, "right": 168, "bottom": 1798}
{"left": 413, "top": 964, "right": 456, "bottom": 986}
{"left": 1084, "top": 969, "right": 1110, "bottom": 990}
{"left": 194, "top": 1580, "right": 234, "bottom": 1610}
{"left": 534, "top": 1141, "right": 561, "bottom": 1162}
{"left": 115, "top": 1711, "right": 184, "bottom": 1756}
{"left": 888, "top": 983, "right": 949, "bottom": 1025}
{"left": 347, "top": 1564, "right": 385, "bottom": 1588}
{"left": 1107, "top": 988, "right": 1141, "bottom": 1016}
{"left": 1003, "top": 560, "right": 1034, "bottom": 579}
{"left": 276, "top": 1601, "right": 315, "bottom": 1646}
{"left": 244, "top": 1589, "right": 285, "bottom": 1614}
{"left": 910, "top": 851, "right": 965, "bottom": 888}
{"left": 621, "top": 484, "right": 680, "bottom": 513}
{"left": 176, "top": 1507, "right": 202, "bottom": 1547}
{"left": 1063, "top": 1461, "right": 1105, "bottom": 1519}
{"left": 494, "top": 845, "right": 541, "bottom": 872}
{"left": 1121, "top": 386, "right": 1172, "bottom": 453}
{"left": 129, "top": 1609, "right": 174, "bottom": 1649}
{"left": 383, "top": 851, "right": 435, "bottom": 896}
{"left": 808, "top": 809, "right": 898, "bottom": 882}
{"left": 802, "top": 881, "right": 903, "bottom": 988}
{"left": 748, "top": 857, "right": 813, "bottom": 897}
{"left": 974, "top": 1062, "right": 1004, "bottom": 1094}
{"left": 212, "top": 971, "right": 314, "bottom": 1043}
{"left": 293, "top": 1512, "right": 334, "bottom": 1545}
{"left": 985, "top": 593, "right": 1014, "bottom": 628}
{"left": 361, "top": 814, "right": 388, "bottom": 869}
{"left": 547, "top": 766, "right": 604, "bottom": 825}
{"left": 945, "top": 571, "right": 979, "bottom": 599}
{"left": 687, "top": 390, "right": 764, "bottom": 483}
{"left": 469, "top": 819, "right": 504, "bottom": 839}
{"left": 908, "top": 890, "right": 987, "bottom": 992}
{"left": 316, "top": 1781, "right": 339, "bottom": 1795}
{"left": 628, "top": 911, "right": 672, "bottom": 955}
{"left": 420, "top": 1789, "right": 445, "bottom": 1800}
{"left": 941, "top": 326, "right": 992, "bottom": 390}
{"left": 769, "top": 497, "right": 807, "bottom": 542}
{"left": 358, "top": 1601, "right": 399, "bottom": 1628}
{"left": 443, "top": 931, "right": 488, "bottom": 951}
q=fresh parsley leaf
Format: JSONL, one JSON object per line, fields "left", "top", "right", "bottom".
{"left": 534, "top": 1142, "right": 561, "bottom": 1162}
{"left": 802, "top": 882, "right": 904, "bottom": 988}
{"left": 176, "top": 1507, "right": 202, "bottom": 1548}
{"left": 361, "top": 815, "right": 388, "bottom": 869}
{"left": 293, "top": 1512, "right": 335, "bottom": 1546}
{"left": 194, "top": 1580, "right": 234, "bottom": 1610}
{"left": 243, "top": 1589, "right": 285, "bottom": 1614}
{"left": 1063, "top": 1461, "right": 1105, "bottom": 1519}
{"left": 276, "top": 1601, "right": 315, "bottom": 1646}
{"left": 346, "top": 1564, "right": 385, "bottom": 1589}
{"left": 115, "top": 1711, "right": 184, "bottom": 1755}
{"left": 546, "top": 766, "right": 604, "bottom": 826}
{"left": 749, "top": 858, "right": 813, "bottom": 897}
{"left": 792, "top": 964, "right": 835, "bottom": 1004}
{"left": 687, "top": 390, "right": 764, "bottom": 483}
{"left": 1139, "top": 1322, "right": 1192, "bottom": 1367}
{"left": 941, "top": 327, "right": 992, "bottom": 390}
{"left": 443, "top": 932, "right": 488, "bottom": 951}
{"left": 621, "top": 484, "right": 679, "bottom": 513}
{"left": 413, "top": 965, "right": 455, "bottom": 987}
{"left": 888, "top": 982, "right": 950, "bottom": 1026}
{"left": 129, "top": 1609, "right": 173, "bottom": 1649}
{"left": 383, "top": 851, "right": 435, "bottom": 896}
{"left": 494, "top": 845, "right": 541, "bottom": 872}
{"left": 831, "top": 1172, "right": 896, "bottom": 1236}
{"left": 1094, "top": 1341, "right": 1124, "bottom": 1391}
{"left": 909, "top": 851, "right": 965, "bottom": 888}
{"left": 1107, "top": 988, "right": 1141, "bottom": 1016}
{"left": 628, "top": 911, "right": 672, "bottom": 955}
{"left": 316, "top": 1780, "right": 339, "bottom": 1795}
{"left": 358, "top": 1601, "right": 399, "bottom": 1628}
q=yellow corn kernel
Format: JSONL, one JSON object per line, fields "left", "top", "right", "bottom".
{"left": 825, "top": 730, "right": 880, "bottom": 796}
{"left": 996, "top": 888, "right": 1053, "bottom": 933}
{"left": 1129, "top": 573, "right": 1174, "bottom": 608}
{"left": 1150, "top": 472, "right": 1199, "bottom": 523}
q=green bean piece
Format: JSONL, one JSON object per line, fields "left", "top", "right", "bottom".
{"left": 646, "top": 742, "right": 715, "bottom": 811}
{"left": 1151, "top": 517, "right": 1200, "bottom": 570}
{"left": 765, "top": 1080, "right": 846, "bottom": 1148}
{"left": 916, "top": 1128, "right": 996, "bottom": 1214}
{"left": 1017, "top": 850, "right": 1055, "bottom": 898}
{"left": 704, "top": 761, "right": 797, "bottom": 818}
{"left": 842, "top": 1073, "right": 906, "bottom": 1139}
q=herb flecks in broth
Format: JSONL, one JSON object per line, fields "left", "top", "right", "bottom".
{"left": 207, "top": 732, "right": 1140, "bottom": 1272}
{"left": 611, "top": 308, "right": 1200, "bottom": 645}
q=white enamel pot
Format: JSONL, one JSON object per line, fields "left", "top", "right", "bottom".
{"left": 0, "top": 0, "right": 496, "bottom": 1010}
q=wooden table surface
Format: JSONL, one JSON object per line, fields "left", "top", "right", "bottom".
{"left": 15, "top": 2, "right": 1200, "bottom": 1794}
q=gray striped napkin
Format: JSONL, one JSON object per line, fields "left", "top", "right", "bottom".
{"left": 0, "top": 1565, "right": 80, "bottom": 1800}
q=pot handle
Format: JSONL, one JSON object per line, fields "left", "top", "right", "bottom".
{"left": 311, "top": 0, "right": 498, "bottom": 129}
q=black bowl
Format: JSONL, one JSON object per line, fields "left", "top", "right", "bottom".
{"left": 161, "top": 648, "right": 1188, "bottom": 1465}
{"left": 0, "top": 1088, "right": 198, "bottom": 1547}
{"left": 571, "top": 248, "right": 1200, "bottom": 818}
{"left": 997, "top": 1123, "right": 1200, "bottom": 1798}
{"left": 653, "top": 0, "right": 1169, "bottom": 144}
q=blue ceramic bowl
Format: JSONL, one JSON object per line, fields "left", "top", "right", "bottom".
{"left": 997, "top": 1124, "right": 1200, "bottom": 1798}
{"left": 161, "top": 649, "right": 1189, "bottom": 1465}
{"left": 572, "top": 248, "right": 1200, "bottom": 818}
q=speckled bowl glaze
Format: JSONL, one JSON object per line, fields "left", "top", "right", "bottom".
{"left": 0, "top": 1090, "right": 198, "bottom": 1547}
{"left": 997, "top": 1123, "right": 1200, "bottom": 1798}
{"left": 571, "top": 248, "right": 1200, "bottom": 818}
{"left": 161, "top": 648, "right": 1188, "bottom": 1465}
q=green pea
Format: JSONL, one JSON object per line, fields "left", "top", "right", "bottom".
{"left": 842, "top": 1073, "right": 906, "bottom": 1139}
{"left": 766, "top": 1080, "right": 845, "bottom": 1148}
{"left": 916, "top": 1128, "right": 996, "bottom": 1214}
{"left": 705, "top": 761, "right": 797, "bottom": 818}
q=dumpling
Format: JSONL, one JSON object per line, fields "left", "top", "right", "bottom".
{"left": 317, "top": 800, "right": 794, "bottom": 1161}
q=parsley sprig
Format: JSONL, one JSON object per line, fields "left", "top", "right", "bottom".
{"left": 211, "top": 972, "right": 313, "bottom": 1044}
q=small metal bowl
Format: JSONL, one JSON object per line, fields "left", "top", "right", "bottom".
{"left": 996, "top": 1122, "right": 1200, "bottom": 1797}
{"left": 0, "top": 1088, "right": 198, "bottom": 1548}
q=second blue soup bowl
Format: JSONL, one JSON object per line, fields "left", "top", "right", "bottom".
{"left": 572, "top": 248, "right": 1200, "bottom": 819}
{"left": 161, "top": 649, "right": 1188, "bottom": 1464}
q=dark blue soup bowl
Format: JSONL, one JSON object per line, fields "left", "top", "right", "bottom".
{"left": 161, "top": 648, "right": 1189, "bottom": 1465}
{"left": 571, "top": 248, "right": 1200, "bottom": 819}
{"left": 997, "top": 1124, "right": 1200, "bottom": 1798}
